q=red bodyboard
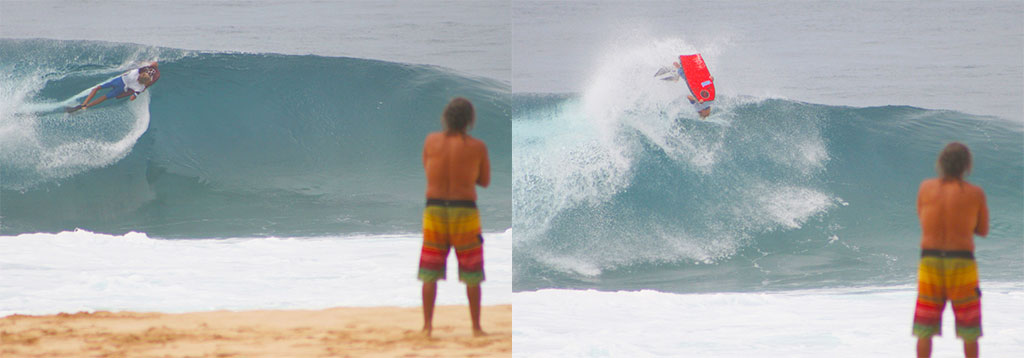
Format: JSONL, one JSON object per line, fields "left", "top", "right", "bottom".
{"left": 679, "top": 54, "right": 715, "bottom": 102}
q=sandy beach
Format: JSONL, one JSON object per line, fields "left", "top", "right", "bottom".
{"left": 0, "top": 305, "right": 511, "bottom": 358}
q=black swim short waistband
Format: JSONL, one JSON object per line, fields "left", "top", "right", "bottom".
{"left": 921, "top": 249, "right": 974, "bottom": 259}
{"left": 426, "top": 199, "right": 477, "bottom": 208}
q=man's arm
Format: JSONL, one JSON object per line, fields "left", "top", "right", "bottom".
{"left": 476, "top": 142, "right": 490, "bottom": 188}
{"left": 131, "top": 85, "right": 148, "bottom": 100}
{"left": 916, "top": 182, "right": 926, "bottom": 218}
{"left": 129, "top": 87, "right": 146, "bottom": 100}
{"left": 975, "top": 188, "right": 989, "bottom": 237}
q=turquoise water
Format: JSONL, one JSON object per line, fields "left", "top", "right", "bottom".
{"left": 513, "top": 94, "right": 1022, "bottom": 292}
{"left": 0, "top": 39, "right": 511, "bottom": 237}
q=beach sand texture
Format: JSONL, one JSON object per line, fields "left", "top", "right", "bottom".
{"left": 0, "top": 305, "right": 511, "bottom": 358}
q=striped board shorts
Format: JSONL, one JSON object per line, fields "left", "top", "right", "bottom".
{"left": 912, "top": 249, "right": 982, "bottom": 341}
{"left": 417, "top": 199, "right": 484, "bottom": 285}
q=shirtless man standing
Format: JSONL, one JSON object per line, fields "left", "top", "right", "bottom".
{"left": 913, "top": 142, "right": 989, "bottom": 358}
{"left": 418, "top": 97, "right": 490, "bottom": 337}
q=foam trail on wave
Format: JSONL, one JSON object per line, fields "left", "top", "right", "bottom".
{"left": 1, "top": 93, "right": 151, "bottom": 190}
{"left": 16, "top": 78, "right": 118, "bottom": 114}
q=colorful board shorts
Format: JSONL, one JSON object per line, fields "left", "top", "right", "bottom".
{"left": 417, "top": 199, "right": 484, "bottom": 285}
{"left": 913, "top": 249, "right": 982, "bottom": 341}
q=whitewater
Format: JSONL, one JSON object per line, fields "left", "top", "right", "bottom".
{"left": 0, "top": 229, "right": 513, "bottom": 316}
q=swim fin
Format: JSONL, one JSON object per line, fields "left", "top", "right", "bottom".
{"left": 654, "top": 66, "right": 679, "bottom": 81}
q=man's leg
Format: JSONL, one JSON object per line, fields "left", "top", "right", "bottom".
{"left": 422, "top": 281, "right": 438, "bottom": 337}
{"left": 917, "top": 337, "right": 932, "bottom": 358}
{"left": 81, "top": 86, "right": 101, "bottom": 107}
{"left": 963, "top": 340, "right": 978, "bottom": 358}
{"left": 913, "top": 256, "right": 944, "bottom": 358}
{"left": 950, "top": 258, "right": 982, "bottom": 358}
{"left": 467, "top": 284, "right": 484, "bottom": 336}
{"left": 84, "top": 95, "right": 108, "bottom": 108}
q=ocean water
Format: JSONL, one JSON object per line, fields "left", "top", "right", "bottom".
{"left": 1, "top": 1, "right": 511, "bottom": 315}
{"left": 511, "top": 1, "right": 1023, "bottom": 357}
{"left": 514, "top": 92, "right": 1023, "bottom": 292}
{"left": 0, "top": 39, "right": 510, "bottom": 237}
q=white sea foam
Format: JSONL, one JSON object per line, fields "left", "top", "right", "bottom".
{"left": 514, "top": 283, "right": 1024, "bottom": 357}
{"left": 0, "top": 229, "right": 512, "bottom": 315}
{"left": 758, "top": 186, "right": 834, "bottom": 229}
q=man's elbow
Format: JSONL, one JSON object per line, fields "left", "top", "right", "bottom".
{"left": 975, "top": 227, "right": 989, "bottom": 237}
{"left": 477, "top": 178, "right": 490, "bottom": 188}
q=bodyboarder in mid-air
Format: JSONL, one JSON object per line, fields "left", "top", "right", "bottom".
{"left": 673, "top": 61, "right": 713, "bottom": 119}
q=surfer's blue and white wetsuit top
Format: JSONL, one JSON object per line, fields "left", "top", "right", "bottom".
{"left": 121, "top": 69, "right": 147, "bottom": 94}
{"left": 98, "top": 68, "right": 147, "bottom": 99}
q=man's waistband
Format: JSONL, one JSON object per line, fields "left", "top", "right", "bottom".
{"left": 426, "top": 199, "right": 477, "bottom": 208}
{"left": 921, "top": 249, "right": 974, "bottom": 259}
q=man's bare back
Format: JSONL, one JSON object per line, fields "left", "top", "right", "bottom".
{"left": 917, "top": 178, "right": 989, "bottom": 251}
{"left": 423, "top": 132, "right": 490, "bottom": 201}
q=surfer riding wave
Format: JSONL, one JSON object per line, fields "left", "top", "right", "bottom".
{"left": 68, "top": 62, "right": 160, "bottom": 113}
